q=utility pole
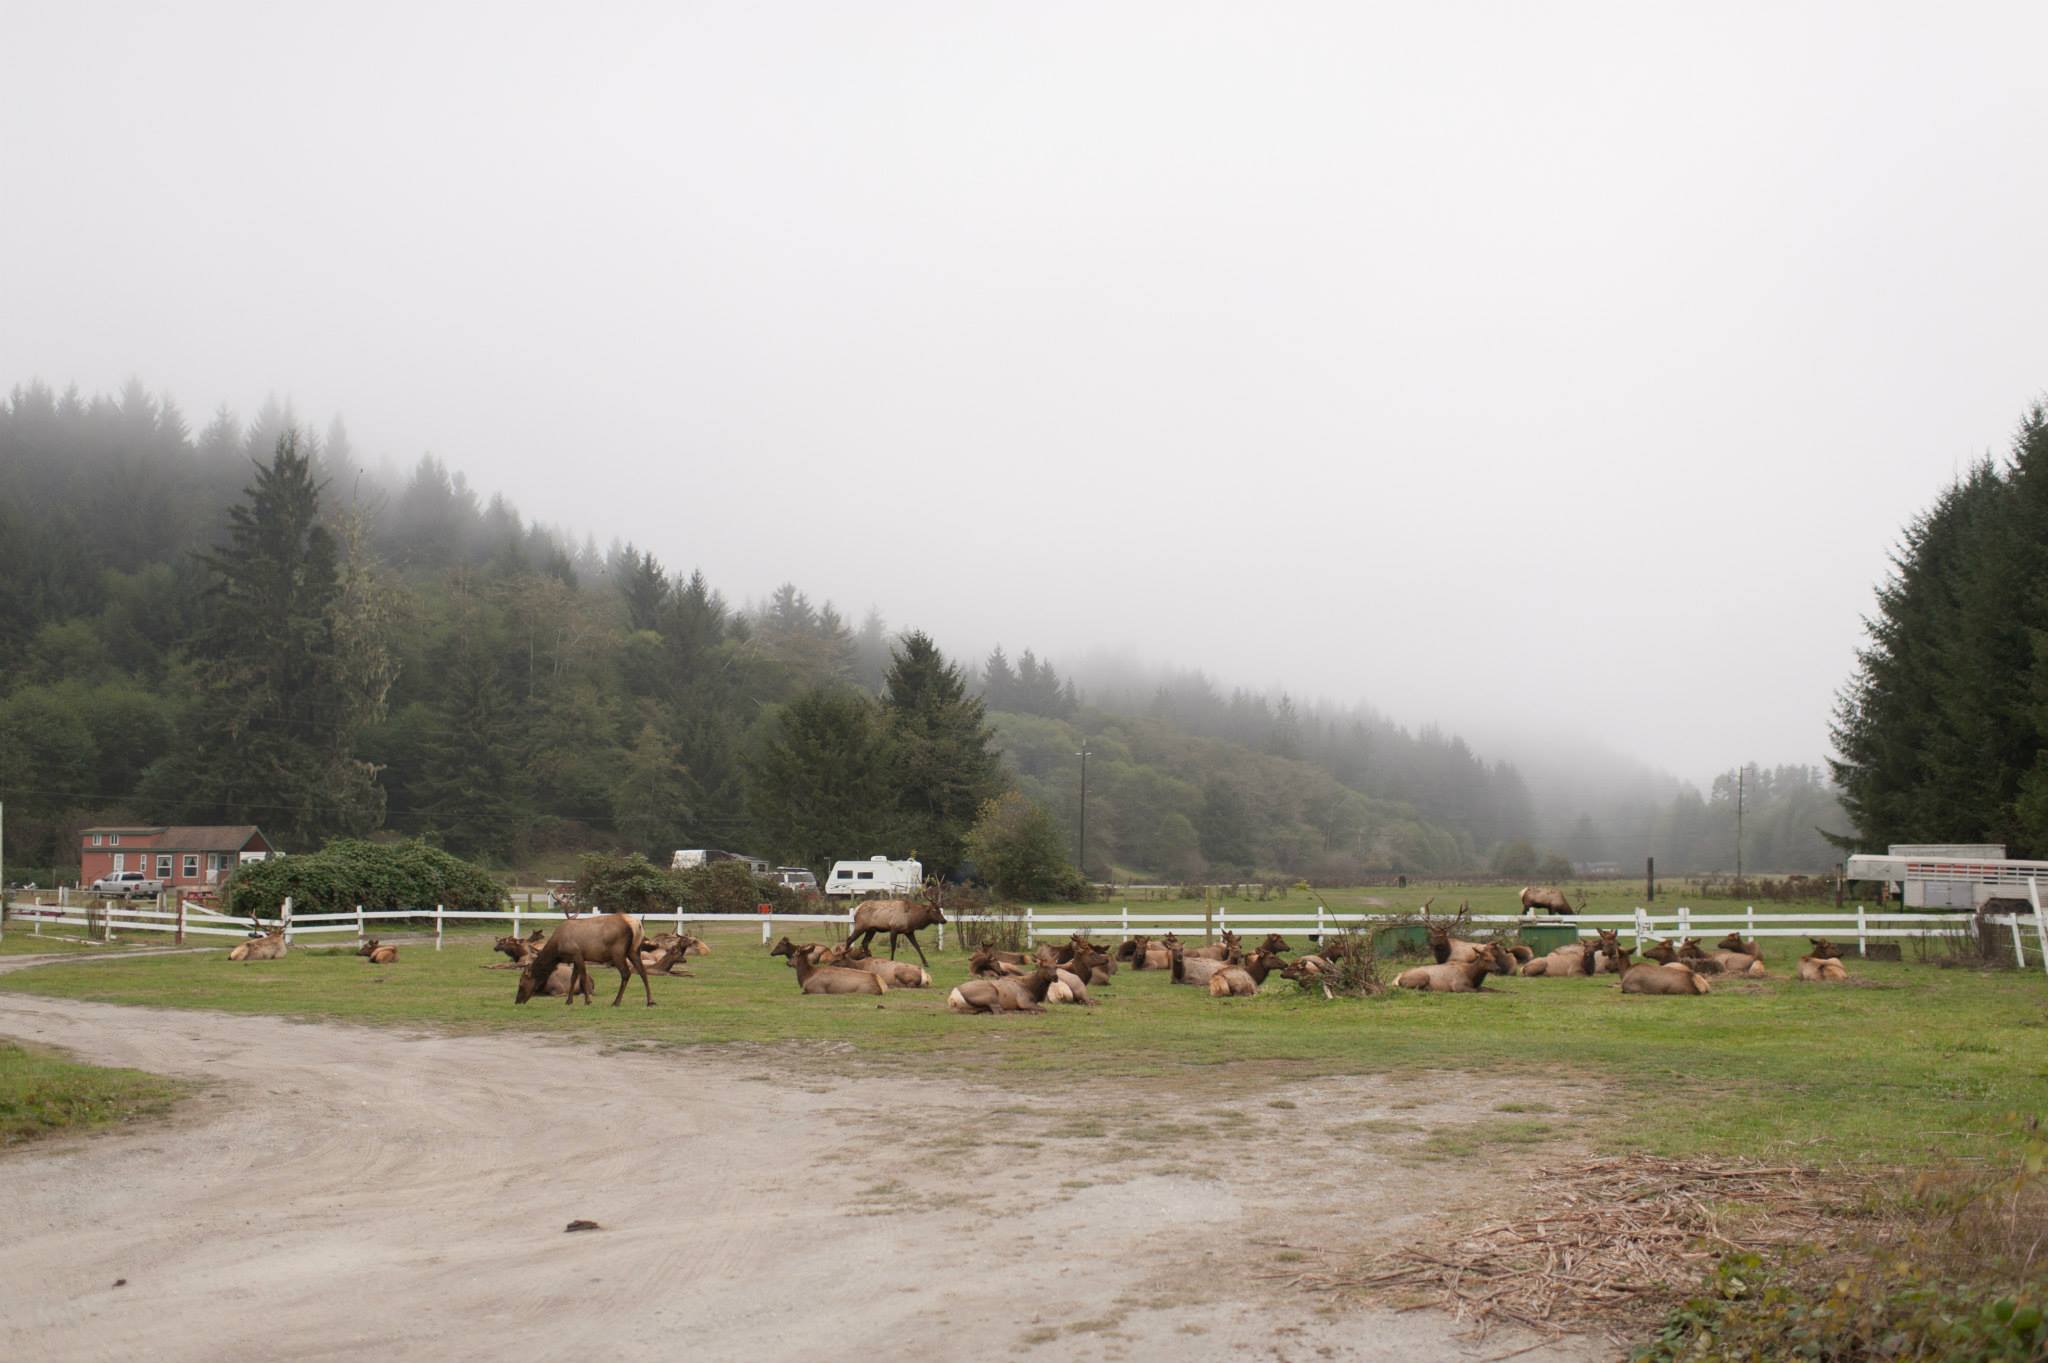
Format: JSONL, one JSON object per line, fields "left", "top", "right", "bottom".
{"left": 1074, "top": 745, "right": 1091, "bottom": 875}
{"left": 1735, "top": 767, "right": 1744, "bottom": 880}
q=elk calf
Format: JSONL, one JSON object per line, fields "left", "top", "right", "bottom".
{"left": 357, "top": 939, "right": 398, "bottom": 965}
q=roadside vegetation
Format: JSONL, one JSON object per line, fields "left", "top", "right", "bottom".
{"left": 0, "top": 1039, "right": 182, "bottom": 1149}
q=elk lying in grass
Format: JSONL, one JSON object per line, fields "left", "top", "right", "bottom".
{"left": 1798, "top": 939, "right": 1849, "bottom": 981}
{"left": 1621, "top": 960, "right": 1711, "bottom": 995}
{"left": 769, "top": 935, "right": 851, "bottom": 965}
{"left": 1122, "top": 935, "right": 1172, "bottom": 970}
{"left": 1589, "top": 929, "right": 1629, "bottom": 974}
{"left": 1281, "top": 953, "right": 1338, "bottom": 981}
{"left": 846, "top": 897, "right": 945, "bottom": 967}
{"left": 357, "top": 939, "right": 398, "bottom": 964}
{"left": 840, "top": 949, "right": 930, "bottom": 988}
{"left": 948, "top": 965, "right": 1058, "bottom": 1014}
{"left": 1395, "top": 943, "right": 1515, "bottom": 992}
{"left": 228, "top": 926, "right": 286, "bottom": 961}
{"left": 1519, "top": 885, "right": 1575, "bottom": 915}
{"left": 1047, "top": 967, "right": 1098, "bottom": 1006}
{"left": 1679, "top": 937, "right": 1765, "bottom": 977}
{"left": 1183, "top": 931, "right": 1241, "bottom": 962}
{"left": 1716, "top": 931, "right": 1762, "bottom": 960}
{"left": 786, "top": 943, "right": 889, "bottom": 996}
{"left": 639, "top": 940, "right": 696, "bottom": 977}
{"left": 1168, "top": 944, "right": 1245, "bottom": 988}
{"left": 1520, "top": 939, "right": 1597, "bottom": 977}
{"left": 514, "top": 913, "right": 653, "bottom": 1007}
{"left": 645, "top": 931, "right": 710, "bottom": 958}
{"left": 1207, "top": 950, "right": 1285, "bottom": 997}
{"left": 969, "top": 945, "right": 1028, "bottom": 977}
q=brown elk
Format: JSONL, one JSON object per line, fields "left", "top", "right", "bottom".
{"left": 227, "top": 925, "right": 286, "bottom": 961}
{"left": 357, "top": 939, "right": 398, "bottom": 965}
{"left": 1169, "top": 943, "right": 1244, "bottom": 988}
{"left": 514, "top": 914, "right": 654, "bottom": 1007}
{"left": 969, "top": 944, "right": 1028, "bottom": 977}
{"left": 645, "top": 931, "right": 710, "bottom": 958}
{"left": 948, "top": 965, "right": 1057, "bottom": 1014}
{"left": 1717, "top": 931, "right": 1763, "bottom": 960}
{"left": 1680, "top": 937, "right": 1764, "bottom": 977}
{"left": 1519, "top": 886, "right": 1575, "bottom": 916}
{"left": 846, "top": 898, "right": 945, "bottom": 967}
{"left": 1208, "top": 950, "right": 1286, "bottom": 997}
{"left": 1395, "top": 943, "right": 1515, "bottom": 992}
{"left": 769, "top": 935, "right": 852, "bottom": 965}
{"left": 1520, "top": 938, "right": 1597, "bottom": 977}
{"left": 843, "top": 953, "right": 931, "bottom": 988}
{"left": 1621, "top": 960, "right": 1711, "bottom": 995}
{"left": 1047, "top": 967, "right": 1098, "bottom": 1006}
{"left": 1184, "top": 931, "right": 1241, "bottom": 963}
{"left": 1123, "top": 935, "right": 1172, "bottom": 970}
{"left": 490, "top": 934, "right": 539, "bottom": 968}
{"left": 1798, "top": 940, "right": 1849, "bottom": 981}
{"left": 787, "top": 944, "right": 889, "bottom": 996}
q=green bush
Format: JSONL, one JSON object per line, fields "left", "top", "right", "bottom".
{"left": 674, "top": 860, "right": 799, "bottom": 915}
{"left": 964, "top": 792, "right": 1086, "bottom": 901}
{"left": 571, "top": 852, "right": 684, "bottom": 917}
{"left": 222, "top": 839, "right": 506, "bottom": 918}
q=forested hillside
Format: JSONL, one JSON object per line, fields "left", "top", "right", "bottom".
{"left": 0, "top": 379, "right": 1844, "bottom": 882}
{"left": 1834, "top": 403, "right": 2048, "bottom": 855}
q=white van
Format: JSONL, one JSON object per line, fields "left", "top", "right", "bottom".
{"left": 824, "top": 856, "right": 924, "bottom": 898}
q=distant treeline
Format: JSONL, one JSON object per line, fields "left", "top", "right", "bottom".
{"left": 0, "top": 378, "right": 1846, "bottom": 880}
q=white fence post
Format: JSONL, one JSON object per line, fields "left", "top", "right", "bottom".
{"left": 1746, "top": 904, "right": 1755, "bottom": 939}
{"left": 676, "top": 904, "right": 686, "bottom": 938}
{"left": 281, "top": 895, "right": 294, "bottom": 944}
{"left": 1677, "top": 904, "right": 1690, "bottom": 940}
{"left": 1219, "top": 902, "right": 1229, "bottom": 937}
{"left": 2030, "top": 879, "right": 2048, "bottom": 980}
{"left": 762, "top": 913, "right": 773, "bottom": 945}
{"left": 513, "top": 897, "right": 521, "bottom": 939}
{"left": 2009, "top": 913, "right": 2026, "bottom": 966}
{"left": 1026, "top": 904, "right": 1036, "bottom": 945}
{"left": 1122, "top": 903, "right": 1130, "bottom": 939}
{"left": 1857, "top": 904, "right": 1867, "bottom": 957}
{"left": 1635, "top": 906, "right": 1648, "bottom": 946}
{"left": 355, "top": 903, "right": 364, "bottom": 944}
{"left": 435, "top": 903, "right": 444, "bottom": 951}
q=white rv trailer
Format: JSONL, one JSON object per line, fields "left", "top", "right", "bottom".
{"left": 1844, "top": 844, "right": 2048, "bottom": 909}
{"left": 824, "top": 855, "right": 924, "bottom": 898}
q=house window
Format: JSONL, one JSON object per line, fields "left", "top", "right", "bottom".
{"left": 156, "top": 855, "right": 172, "bottom": 877}
{"left": 183, "top": 854, "right": 198, "bottom": 878}
{"left": 109, "top": 834, "right": 120, "bottom": 845}
{"left": 208, "top": 854, "right": 225, "bottom": 872}
{"left": 91, "top": 834, "right": 103, "bottom": 846}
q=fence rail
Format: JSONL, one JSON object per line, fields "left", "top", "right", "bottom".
{"left": 8, "top": 889, "right": 2048, "bottom": 975}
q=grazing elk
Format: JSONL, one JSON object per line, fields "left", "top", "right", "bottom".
{"left": 514, "top": 914, "right": 654, "bottom": 1007}
{"left": 1519, "top": 886, "right": 1575, "bottom": 916}
{"left": 846, "top": 898, "right": 946, "bottom": 968}
{"left": 228, "top": 925, "right": 286, "bottom": 961}
{"left": 357, "top": 939, "right": 398, "bottom": 965}
{"left": 1395, "top": 942, "right": 1515, "bottom": 992}
{"left": 787, "top": 944, "right": 889, "bottom": 996}
{"left": 1620, "top": 960, "right": 1711, "bottom": 995}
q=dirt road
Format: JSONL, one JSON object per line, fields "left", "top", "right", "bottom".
{"left": 0, "top": 958, "right": 1609, "bottom": 1363}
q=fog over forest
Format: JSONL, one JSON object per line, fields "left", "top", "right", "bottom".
{"left": 4, "top": 3, "right": 2046, "bottom": 868}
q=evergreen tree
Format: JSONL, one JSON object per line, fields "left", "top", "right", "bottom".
{"left": 882, "top": 631, "right": 1005, "bottom": 875}
{"left": 149, "top": 434, "right": 383, "bottom": 844}
{"left": 420, "top": 651, "right": 524, "bottom": 860}
{"left": 982, "top": 645, "right": 1016, "bottom": 709}
{"left": 610, "top": 722, "right": 692, "bottom": 854}
{"left": 743, "top": 686, "right": 897, "bottom": 868}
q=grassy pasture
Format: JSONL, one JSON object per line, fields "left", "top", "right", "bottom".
{"left": 3, "top": 909, "right": 2045, "bottom": 1169}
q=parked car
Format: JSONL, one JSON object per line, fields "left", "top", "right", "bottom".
{"left": 89, "top": 870, "right": 164, "bottom": 898}
{"left": 772, "top": 867, "right": 819, "bottom": 894}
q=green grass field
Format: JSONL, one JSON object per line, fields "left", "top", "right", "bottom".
{"left": 0, "top": 1040, "right": 185, "bottom": 1148}
{"left": 3, "top": 904, "right": 2043, "bottom": 1168}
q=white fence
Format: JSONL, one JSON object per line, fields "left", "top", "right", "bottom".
{"left": 8, "top": 886, "right": 2048, "bottom": 977}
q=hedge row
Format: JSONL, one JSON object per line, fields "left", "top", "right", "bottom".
{"left": 222, "top": 839, "right": 507, "bottom": 918}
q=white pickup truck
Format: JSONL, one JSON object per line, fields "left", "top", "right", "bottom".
{"left": 90, "top": 870, "right": 164, "bottom": 898}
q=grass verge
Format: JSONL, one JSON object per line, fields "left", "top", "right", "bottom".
{"left": 0, "top": 1040, "right": 184, "bottom": 1149}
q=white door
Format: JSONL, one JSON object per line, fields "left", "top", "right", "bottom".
{"left": 112, "top": 852, "right": 125, "bottom": 872}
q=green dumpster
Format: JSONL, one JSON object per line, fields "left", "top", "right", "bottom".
{"left": 1370, "top": 923, "right": 1431, "bottom": 956}
{"left": 1517, "top": 923, "right": 1580, "bottom": 954}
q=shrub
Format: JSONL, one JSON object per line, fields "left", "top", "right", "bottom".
{"left": 674, "top": 860, "right": 799, "bottom": 915}
{"left": 222, "top": 839, "right": 506, "bottom": 918}
{"left": 964, "top": 792, "right": 1086, "bottom": 901}
{"left": 572, "top": 852, "right": 683, "bottom": 917}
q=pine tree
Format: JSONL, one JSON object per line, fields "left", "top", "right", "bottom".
{"left": 744, "top": 687, "right": 897, "bottom": 868}
{"left": 883, "top": 632, "right": 1005, "bottom": 875}
{"left": 150, "top": 433, "right": 383, "bottom": 844}
{"left": 421, "top": 651, "right": 524, "bottom": 860}
{"left": 981, "top": 645, "right": 1016, "bottom": 709}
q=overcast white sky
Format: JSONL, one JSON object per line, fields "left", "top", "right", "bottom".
{"left": 5, "top": 1, "right": 2045, "bottom": 784}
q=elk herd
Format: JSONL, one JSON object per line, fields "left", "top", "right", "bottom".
{"left": 218, "top": 892, "right": 1858, "bottom": 1012}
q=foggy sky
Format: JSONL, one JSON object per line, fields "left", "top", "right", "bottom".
{"left": 5, "top": 1, "right": 2045, "bottom": 785}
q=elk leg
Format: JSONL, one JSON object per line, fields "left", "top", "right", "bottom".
{"left": 904, "top": 930, "right": 930, "bottom": 969}
{"left": 888, "top": 931, "right": 900, "bottom": 960}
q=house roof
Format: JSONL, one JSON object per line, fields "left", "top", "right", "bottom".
{"left": 82, "top": 826, "right": 166, "bottom": 836}
{"left": 82, "top": 825, "right": 269, "bottom": 852}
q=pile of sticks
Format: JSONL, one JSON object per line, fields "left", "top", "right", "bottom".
{"left": 1288, "top": 1154, "right": 1866, "bottom": 1342}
